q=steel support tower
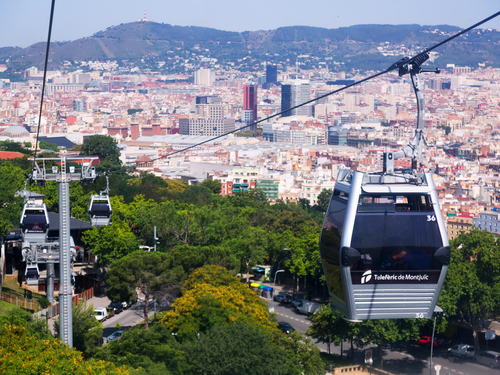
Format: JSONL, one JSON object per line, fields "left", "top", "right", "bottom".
{"left": 29, "top": 156, "right": 97, "bottom": 347}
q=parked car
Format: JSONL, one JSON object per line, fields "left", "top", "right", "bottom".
{"left": 109, "top": 301, "right": 123, "bottom": 314}
{"left": 273, "top": 292, "right": 292, "bottom": 303}
{"left": 474, "top": 351, "right": 500, "bottom": 368}
{"left": 105, "top": 306, "right": 115, "bottom": 319}
{"left": 448, "top": 344, "right": 475, "bottom": 358}
{"left": 417, "top": 336, "right": 440, "bottom": 347}
{"left": 295, "top": 300, "right": 322, "bottom": 316}
{"left": 94, "top": 307, "right": 107, "bottom": 322}
{"left": 107, "top": 330, "right": 123, "bottom": 342}
{"left": 277, "top": 322, "right": 295, "bottom": 334}
{"left": 291, "top": 299, "right": 306, "bottom": 308}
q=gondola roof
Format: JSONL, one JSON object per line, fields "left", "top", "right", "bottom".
{"left": 46, "top": 212, "right": 92, "bottom": 231}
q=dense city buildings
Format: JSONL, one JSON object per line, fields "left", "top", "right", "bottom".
{"left": 1, "top": 59, "right": 500, "bottom": 239}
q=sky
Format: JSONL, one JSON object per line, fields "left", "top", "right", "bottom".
{"left": 1, "top": 0, "right": 500, "bottom": 48}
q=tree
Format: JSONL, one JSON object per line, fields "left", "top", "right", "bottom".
{"left": 230, "top": 226, "right": 268, "bottom": 282}
{"left": 0, "top": 322, "right": 128, "bottom": 374}
{"left": 0, "top": 140, "right": 31, "bottom": 155}
{"left": 160, "top": 266, "right": 273, "bottom": 340}
{"left": 96, "top": 324, "right": 187, "bottom": 374}
{"left": 314, "top": 188, "right": 332, "bottom": 213}
{"left": 182, "top": 322, "right": 298, "bottom": 375}
{"left": 82, "top": 222, "right": 139, "bottom": 267}
{"left": 0, "top": 163, "right": 24, "bottom": 236}
{"left": 39, "top": 139, "right": 59, "bottom": 152}
{"left": 199, "top": 178, "right": 222, "bottom": 194}
{"left": 308, "top": 305, "right": 348, "bottom": 355}
{"left": 54, "top": 301, "right": 103, "bottom": 358}
{"left": 106, "top": 252, "right": 186, "bottom": 330}
{"left": 271, "top": 329, "right": 325, "bottom": 375}
{"left": 170, "top": 244, "right": 239, "bottom": 275}
{"left": 354, "top": 319, "right": 423, "bottom": 368}
{"left": 80, "top": 135, "right": 121, "bottom": 171}
{"left": 438, "top": 228, "right": 500, "bottom": 352}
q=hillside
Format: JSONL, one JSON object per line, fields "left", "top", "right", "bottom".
{"left": 1, "top": 22, "right": 499, "bottom": 73}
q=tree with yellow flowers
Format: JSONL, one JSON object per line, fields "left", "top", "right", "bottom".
{"left": 160, "top": 265, "right": 273, "bottom": 341}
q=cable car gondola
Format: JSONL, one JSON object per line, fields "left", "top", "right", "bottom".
{"left": 319, "top": 57, "right": 450, "bottom": 321}
{"left": 25, "top": 263, "right": 40, "bottom": 286}
{"left": 20, "top": 197, "right": 49, "bottom": 243}
{"left": 88, "top": 173, "right": 112, "bottom": 227}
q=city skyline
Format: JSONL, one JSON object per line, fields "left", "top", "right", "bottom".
{"left": 1, "top": 0, "right": 500, "bottom": 49}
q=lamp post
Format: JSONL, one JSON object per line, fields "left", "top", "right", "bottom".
{"left": 283, "top": 247, "right": 296, "bottom": 299}
{"left": 272, "top": 269, "right": 284, "bottom": 312}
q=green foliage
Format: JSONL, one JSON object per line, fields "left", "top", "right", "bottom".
{"left": 80, "top": 135, "right": 121, "bottom": 172}
{"left": 161, "top": 266, "right": 273, "bottom": 340}
{"left": 170, "top": 244, "right": 239, "bottom": 275}
{"left": 229, "top": 226, "right": 268, "bottom": 279}
{"left": 182, "top": 322, "right": 300, "bottom": 375}
{"left": 198, "top": 179, "right": 222, "bottom": 194}
{"left": 0, "top": 140, "right": 31, "bottom": 155}
{"left": 234, "top": 130, "right": 255, "bottom": 137}
{"left": 0, "top": 308, "right": 51, "bottom": 339}
{"left": 314, "top": 188, "right": 332, "bottom": 213}
{"left": 0, "top": 163, "right": 24, "bottom": 236}
{"left": 39, "top": 139, "right": 59, "bottom": 152}
{"left": 82, "top": 222, "right": 139, "bottom": 267}
{"left": 438, "top": 228, "right": 500, "bottom": 350}
{"left": 54, "top": 302, "right": 103, "bottom": 358}
{"left": 38, "top": 296, "right": 50, "bottom": 309}
{"left": 106, "top": 252, "right": 186, "bottom": 330}
{"left": 271, "top": 329, "right": 325, "bottom": 375}
{"left": 96, "top": 324, "right": 186, "bottom": 374}
{"left": 0, "top": 321, "right": 128, "bottom": 374}
{"left": 127, "top": 108, "right": 143, "bottom": 116}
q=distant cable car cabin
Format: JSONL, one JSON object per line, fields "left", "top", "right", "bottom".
{"left": 25, "top": 263, "right": 40, "bottom": 286}
{"left": 88, "top": 195, "right": 112, "bottom": 227}
{"left": 20, "top": 198, "right": 49, "bottom": 243}
{"left": 320, "top": 169, "right": 450, "bottom": 321}
{"left": 88, "top": 173, "right": 112, "bottom": 227}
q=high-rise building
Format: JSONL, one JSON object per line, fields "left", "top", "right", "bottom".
{"left": 242, "top": 83, "right": 258, "bottom": 135}
{"left": 194, "top": 68, "right": 215, "bottom": 86}
{"left": 280, "top": 80, "right": 313, "bottom": 117}
{"left": 265, "top": 65, "right": 277, "bottom": 88}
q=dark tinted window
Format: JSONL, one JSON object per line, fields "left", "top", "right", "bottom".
{"left": 350, "top": 211, "right": 443, "bottom": 273}
{"left": 320, "top": 193, "right": 347, "bottom": 303}
{"left": 22, "top": 210, "right": 47, "bottom": 232}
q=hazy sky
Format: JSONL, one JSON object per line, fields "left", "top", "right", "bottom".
{"left": 1, "top": 0, "right": 499, "bottom": 48}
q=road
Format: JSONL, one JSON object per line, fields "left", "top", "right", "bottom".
{"left": 101, "top": 301, "right": 158, "bottom": 342}
{"left": 268, "top": 299, "right": 498, "bottom": 375}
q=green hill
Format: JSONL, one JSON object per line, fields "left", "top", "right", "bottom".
{"left": 1, "top": 22, "right": 499, "bottom": 72}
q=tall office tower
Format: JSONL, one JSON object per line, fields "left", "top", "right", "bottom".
{"left": 242, "top": 83, "right": 258, "bottom": 135}
{"left": 280, "top": 80, "right": 312, "bottom": 117}
{"left": 265, "top": 65, "right": 278, "bottom": 87}
{"left": 194, "top": 68, "right": 215, "bottom": 86}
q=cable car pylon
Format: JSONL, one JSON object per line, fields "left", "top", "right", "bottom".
{"left": 28, "top": 156, "right": 98, "bottom": 347}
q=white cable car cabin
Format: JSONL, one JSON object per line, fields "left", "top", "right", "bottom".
{"left": 88, "top": 195, "right": 112, "bottom": 227}
{"left": 20, "top": 199, "right": 49, "bottom": 243}
{"left": 25, "top": 263, "right": 40, "bottom": 286}
{"left": 320, "top": 169, "right": 450, "bottom": 321}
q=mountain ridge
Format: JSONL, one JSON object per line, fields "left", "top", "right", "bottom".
{"left": 0, "top": 22, "right": 498, "bottom": 73}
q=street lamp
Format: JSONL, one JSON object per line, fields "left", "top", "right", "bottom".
{"left": 283, "top": 248, "right": 296, "bottom": 299}
{"left": 272, "top": 269, "right": 284, "bottom": 312}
